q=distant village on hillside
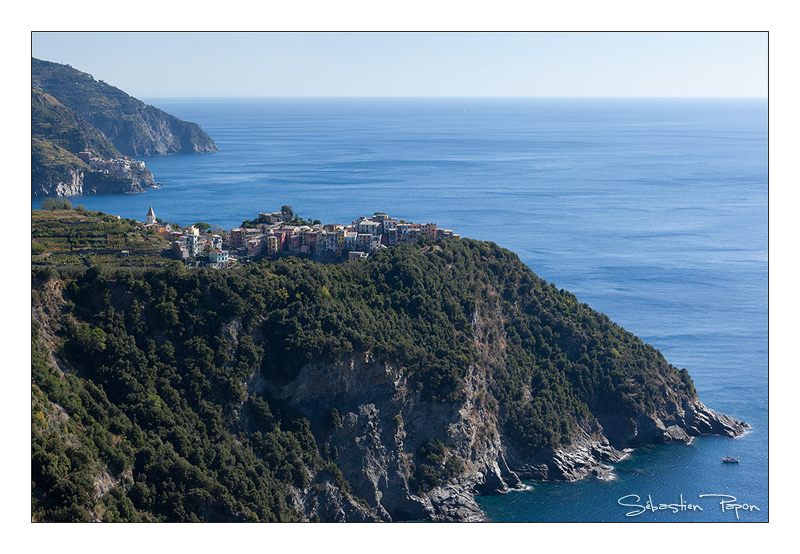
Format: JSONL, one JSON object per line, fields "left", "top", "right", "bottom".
{"left": 142, "top": 206, "right": 460, "bottom": 269}
{"left": 77, "top": 151, "right": 148, "bottom": 179}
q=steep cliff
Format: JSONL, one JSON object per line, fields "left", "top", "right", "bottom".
{"left": 262, "top": 352, "right": 516, "bottom": 521}
{"left": 32, "top": 58, "right": 218, "bottom": 155}
{"left": 32, "top": 138, "right": 157, "bottom": 197}
{"left": 254, "top": 240, "right": 747, "bottom": 520}
{"left": 261, "top": 350, "right": 744, "bottom": 521}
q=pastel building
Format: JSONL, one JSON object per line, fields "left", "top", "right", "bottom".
{"left": 228, "top": 228, "right": 247, "bottom": 250}
{"left": 266, "top": 235, "right": 281, "bottom": 255}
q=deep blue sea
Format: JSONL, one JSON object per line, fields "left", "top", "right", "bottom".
{"left": 32, "top": 97, "right": 768, "bottom": 522}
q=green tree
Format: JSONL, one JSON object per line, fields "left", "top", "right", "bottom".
{"left": 41, "top": 197, "right": 73, "bottom": 210}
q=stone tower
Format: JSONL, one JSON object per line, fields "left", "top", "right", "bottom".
{"left": 146, "top": 206, "right": 156, "bottom": 225}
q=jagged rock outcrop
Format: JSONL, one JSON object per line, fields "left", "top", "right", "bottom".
{"left": 32, "top": 166, "right": 85, "bottom": 197}
{"left": 260, "top": 350, "right": 746, "bottom": 522}
{"left": 261, "top": 352, "right": 517, "bottom": 521}
{"left": 595, "top": 396, "right": 747, "bottom": 448}
{"left": 504, "top": 420, "right": 627, "bottom": 482}
{"left": 292, "top": 480, "right": 381, "bottom": 522}
{"left": 32, "top": 164, "right": 157, "bottom": 197}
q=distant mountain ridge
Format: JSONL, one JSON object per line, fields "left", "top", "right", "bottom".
{"left": 32, "top": 58, "right": 218, "bottom": 156}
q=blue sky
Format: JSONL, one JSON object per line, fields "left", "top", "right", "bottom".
{"left": 31, "top": 32, "right": 767, "bottom": 98}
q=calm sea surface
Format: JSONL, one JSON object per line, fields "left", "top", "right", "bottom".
{"left": 32, "top": 98, "right": 768, "bottom": 522}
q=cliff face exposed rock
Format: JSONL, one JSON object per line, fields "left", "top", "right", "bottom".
{"left": 291, "top": 480, "right": 381, "bottom": 522}
{"left": 85, "top": 105, "right": 218, "bottom": 156}
{"left": 596, "top": 397, "right": 746, "bottom": 447}
{"left": 32, "top": 167, "right": 84, "bottom": 198}
{"left": 31, "top": 165, "right": 158, "bottom": 197}
{"left": 261, "top": 350, "right": 746, "bottom": 521}
{"left": 262, "top": 352, "right": 516, "bottom": 521}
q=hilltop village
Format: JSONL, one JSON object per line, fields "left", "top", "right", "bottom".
{"left": 143, "top": 207, "right": 461, "bottom": 268}
{"left": 76, "top": 151, "right": 149, "bottom": 179}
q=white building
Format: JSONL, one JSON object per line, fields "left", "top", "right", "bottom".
{"left": 209, "top": 249, "right": 229, "bottom": 268}
{"left": 185, "top": 234, "right": 200, "bottom": 256}
{"left": 358, "top": 220, "right": 381, "bottom": 236}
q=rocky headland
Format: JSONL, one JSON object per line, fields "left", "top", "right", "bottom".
{"left": 261, "top": 350, "right": 746, "bottom": 522}
{"left": 31, "top": 233, "right": 747, "bottom": 522}
{"left": 31, "top": 57, "right": 216, "bottom": 197}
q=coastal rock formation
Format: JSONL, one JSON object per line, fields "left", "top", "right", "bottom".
{"left": 31, "top": 163, "right": 158, "bottom": 197}
{"left": 592, "top": 396, "right": 747, "bottom": 448}
{"left": 84, "top": 105, "right": 219, "bottom": 156}
{"left": 292, "top": 480, "right": 381, "bottom": 522}
{"left": 32, "top": 166, "right": 85, "bottom": 198}
{"left": 31, "top": 58, "right": 216, "bottom": 197}
{"left": 263, "top": 353, "right": 516, "bottom": 521}
{"left": 263, "top": 350, "right": 746, "bottom": 521}
{"left": 31, "top": 236, "right": 748, "bottom": 522}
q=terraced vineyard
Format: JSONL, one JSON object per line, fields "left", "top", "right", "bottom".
{"left": 32, "top": 208, "right": 172, "bottom": 268}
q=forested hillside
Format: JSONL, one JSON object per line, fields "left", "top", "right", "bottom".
{"left": 31, "top": 218, "right": 739, "bottom": 522}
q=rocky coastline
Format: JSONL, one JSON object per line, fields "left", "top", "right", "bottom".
{"left": 260, "top": 351, "right": 747, "bottom": 522}
{"left": 32, "top": 57, "right": 217, "bottom": 198}
{"left": 32, "top": 166, "right": 160, "bottom": 197}
{"left": 31, "top": 234, "right": 749, "bottom": 522}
